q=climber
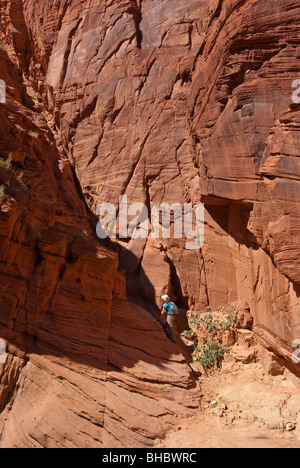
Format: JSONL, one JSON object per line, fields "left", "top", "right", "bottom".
{"left": 160, "top": 294, "right": 178, "bottom": 343}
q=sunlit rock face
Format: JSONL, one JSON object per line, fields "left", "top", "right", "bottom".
{"left": 0, "top": 0, "right": 300, "bottom": 448}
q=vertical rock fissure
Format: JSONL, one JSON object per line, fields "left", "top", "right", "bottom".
{"left": 131, "top": 0, "right": 143, "bottom": 49}
{"left": 135, "top": 10, "right": 143, "bottom": 49}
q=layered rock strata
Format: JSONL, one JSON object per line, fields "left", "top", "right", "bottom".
{"left": 0, "top": 1, "right": 199, "bottom": 448}
{"left": 1, "top": 0, "right": 300, "bottom": 448}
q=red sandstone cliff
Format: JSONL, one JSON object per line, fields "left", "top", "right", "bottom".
{"left": 0, "top": 0, "right": 300, "bottom": 448}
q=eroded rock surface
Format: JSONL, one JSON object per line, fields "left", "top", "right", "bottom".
{"left": 0, "top": 1, "right": 199, "bottom": 448}
{"left": 0, "top": 0, "right": 300, "bottom": 448}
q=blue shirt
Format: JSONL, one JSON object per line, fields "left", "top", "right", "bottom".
{"left": 163, "top": 302, "right": 172, "bottom": 315}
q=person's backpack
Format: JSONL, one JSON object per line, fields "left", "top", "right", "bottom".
{"left": 169, "top": 302, "right": 178, "bottom": 316}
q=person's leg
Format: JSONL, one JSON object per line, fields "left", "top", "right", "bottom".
{"left": 167, "top": 315, "right": 175, "bottom": 342}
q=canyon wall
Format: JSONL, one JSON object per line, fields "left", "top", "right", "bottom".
{"left": 0, "top": 0, "right": 200, "bottom": 448}
{"left": 0, "top": 0, "right": 300, "bottom": 448}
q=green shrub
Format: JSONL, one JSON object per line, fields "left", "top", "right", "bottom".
{"left": 193, "top": 341, "right": 229, "bottom": 370}
{"left": 197, "top": 306, "right": 238, "bottom": 334}
{"left": 181, "top": 329, "right": 194, "bottom": 340}
{"left": 184, "top": 305, "right": 238, "bottom": 370}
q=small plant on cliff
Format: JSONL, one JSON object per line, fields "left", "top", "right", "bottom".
{"left": 0, "top": 153, "right": 12, "bottom": 170}
{"left": 69, "top": 229, "right": 89, "bottom": 241}
{"left": 0, "top": 184, "right": 5, "bottom": 202}
{"left": 28, "top": 130, "right": 39, "bottom": 139}
{"left": 0, "top": 153, "right": 27, "bottom": 203}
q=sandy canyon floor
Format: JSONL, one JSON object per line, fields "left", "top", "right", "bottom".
{"left": 155, "top": 361, "right": 300, "bottom": 449}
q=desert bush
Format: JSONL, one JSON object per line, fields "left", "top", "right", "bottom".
{"left": 184, "top": 305, "right": 238, "bottom": 370}
{"left": 193, "top": 341, "right": 228, "bottom": 369}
